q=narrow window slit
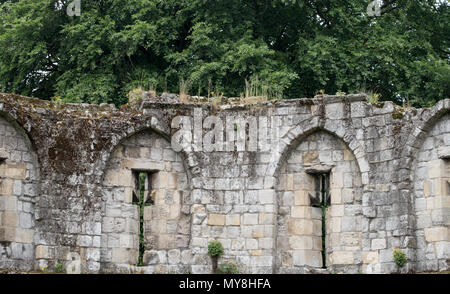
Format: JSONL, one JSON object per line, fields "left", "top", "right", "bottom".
{"left": 132, "top": 171, "right": 154, "bottom": 266}
{"left": 306, "top": 167, "right": 331, "bottom": 269}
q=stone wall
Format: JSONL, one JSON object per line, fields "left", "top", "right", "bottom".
{"left": 102, "top": 130, "right": 191, "bottom": 273}
{"left": 276, "top": 131, "right": 363, "bottom": 273}
{"left": 413, "top": 114, "right": 450, "bottom": 272}
{"left": 0, "top": 92, "right": 448, "bottom": 274}
{"left": 0, "top": 114, "right": 39, "bottom": 271}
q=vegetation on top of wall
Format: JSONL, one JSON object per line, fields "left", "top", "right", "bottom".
{"left": 0, "top": 1, "right": 448, "bottom": 107}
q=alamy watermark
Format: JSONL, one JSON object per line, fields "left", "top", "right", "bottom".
{"left": 367, "top": 0, "right": 381, "bottom": 17}
{"left": 170, "top": 108, "right": 289, "bottom": 153}
{"left": 64, "top": 1, "right": 381, "bottom": 18}
{"left": 67, "top": 0, "right": 81, "bottom": 17}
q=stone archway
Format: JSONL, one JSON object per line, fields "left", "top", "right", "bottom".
{"left": 412, "top": 113, "right": 450, "bottom": 272}
{"left": 275, "top": 129, "right": 364, "bottom": 273}
{"left": 0, "top": 114, "right": 40, "bottom": 271}
{"left": 100, "top": 129, "right": 192, "bottom": 273}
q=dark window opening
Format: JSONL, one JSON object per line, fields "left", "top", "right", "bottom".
{"left": 308, "top": 172, "right": 330, "bottom": 269}
{"left": 131, "top": 171, "right": 154, "bottom": 266}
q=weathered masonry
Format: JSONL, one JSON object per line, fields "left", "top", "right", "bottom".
{"left": 0, "top": 92, "right": 448, "bottom": 274}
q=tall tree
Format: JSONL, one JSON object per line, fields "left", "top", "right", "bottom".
{"left": 0, "top": 0, "right": 448, "bottom": 106}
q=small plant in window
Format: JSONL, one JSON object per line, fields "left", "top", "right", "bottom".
{"left": 39, "top": 264, "right": 48, "bottom": 273}
{"left": 208, "top": 240, "right": 224, "bottom": 273}
{"left": 55, "top": 263, "right": 65, "bottom": 273}
{"left": 393, "top": 248, "right": 407, "bottom": 269}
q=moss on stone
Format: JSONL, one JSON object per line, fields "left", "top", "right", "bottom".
{"left": 392, "top": 111, "right": 404, "bottom": 120}
{"left": 373, "top": 102, "right": 385, "bottom": 108}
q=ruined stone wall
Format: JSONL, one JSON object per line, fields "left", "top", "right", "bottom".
{"left": 0, "top": 92, "right": 448, "bottom": 274}
{"left": 413, "top": 114, "right": 450, "bottom": 272}
{"left": 276, "top": 131, "right": 363, "bottom": 273}
{"left": 102, "top": 130, "right": 191, "bottom": 273}
{"left": 0, "top": 114, "right": 39, "bottom": 271}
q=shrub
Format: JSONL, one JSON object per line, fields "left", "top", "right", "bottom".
{"left": 55, "top": 263, "right": 65, "bottom": 273}
{"left": 393, "top": 248, "right": 407, "bottom": 268}
{"left": 208, "top": 240, "right": 224, "bottom": 258}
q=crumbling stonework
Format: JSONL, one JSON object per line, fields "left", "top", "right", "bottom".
{"left": 0, "top": 92, "right": 448, "bottom": 274}
{"left": 0, "top": 114, "right": 39, "bottom": 271}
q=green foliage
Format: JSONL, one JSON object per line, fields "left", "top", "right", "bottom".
{"left": 55, "top": 263, "right": 65, "bottom": 273}
{"left": 216, "top": 262, "right": 241, "bottom": 274}
{"left": 367, "top": 92, "right": 381, "bottom": 104}
{"left": 0, "top": 0, "right": 448, "bottom": 107}
{"left": 208, "top": 240, "right": 224, "bottom": 258}
{"left": 133, "top": 172, "right": 152, "bottom": 267}
{"left": 393, "top": 248, "right": 407, "bottom": 268}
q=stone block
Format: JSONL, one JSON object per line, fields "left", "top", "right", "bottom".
{"left": 158, "top": 234, "right": 175, "bottom": 249}
{"left": 112, "top": 248, "right": 133, "bottom": 264}
{"left": 424, "top": 180, "right": 431, "bottom": 197}
{"left": 362, "top": 251, "right": 378, "bottom": 264}
{"left": 427, "top": 161, "right": 442, "bottom": 179}
{"left": 169, "top": 204, "right": 180, "bottom": 219}
{"left": 342, "top": 188, "right": 354, "bottom": 203}
{"left": 0, "top": 227, "right": 15, "bottom": 241}
{"left": 330, "top": 217, "right": 341, "bottom": 233}
{"left": 35, "top": 245, "right": 49, "bottom": 259}
{"left": 0, "top": 179, "right": 14, "bottom": 195}
{"left": 245, "top": 238, "right": 258, "bottom": 250}
{"left": 330, "top": 188, "right": 342, "bottom": 204}
{"left": 331, "top": 172, "right": 343, "bottom": 188}
{"left": 371, "top": 238, "right": 386, "bottom": 250}
{"left": 311, "top": 207, "right": 322, "bottom": 220}
{"left": 119, "top": 234, "right": 133, "bottom": 248}
{"left": 168, "top": 249, "right": 181, "bottom": 264}
{"left": 291, "top": 206, "right": 308, "bottom": 218}
{"left": 435, "top": 241, "right": 449, "bottom": 259}
{"left": 4, "top": 196, "right": 17, "bottom": 211}
{"left": 434, "top": 195, "right": 450, "bottom": 209}
{"left": 303, "top": 151, "right": 318, "bottom": 164}
{"left": 341, "top": 216, "right": 356, "bottom": 232}
{"left": 2, "top": 211, "right": 18, "bottom": 227}
{"left": 226, "top": 214, "right": 241, "bottom": 226}
{"left": 330, "top": 205, "right": 344, "bottom": 217}
{"left": 0, "top": 164, "right": 26, "bottom": 180}
{"left": 208, "top": 214, "right": 225, "bottom": 226}
{"left": 167, "top": 173, "right": 178, "bottom": 189}
{"left": 424, "top": 227, "right": 448, "bottom": 242}
{"left": 258, "top": 213, "right": 274, "bottom": 225}
{"left": 294, "top": 190, "right": 309, "bottom": 206}
{"left": 289, "top": 236, "right": 313, "bottom": 250}
{"left": 243, "top": 213, "right": 258, "bottom": 225}
{"left": 326, "top": 103, "right": 344, "bottom": 120}
{"left": 250, "top": 256, "right": 272, "bottom": 267}
{"left": 293, "top": 250, "right": 322, "bottom": 267}
{"left": 153, "top": 172, "right": 168, "bottom": 189}
{"left": 251, "top": 249, "right": 263, "bottom": 256}
{"left": 312, "top": 236, "right": 322, "bottom": 250}
{"left": 286, "top": 219, "right": 314, "bottom": 236}
{"left": 14, "top": 228, "right": 33, "bottom": 244}
{"left": 19, "top": 212, "right": 33, "bottom": 229}
{"left": 259, "top": 190, "right": 275, "bottom": 204}
{"left": 252, "top": 226, "right": 264, "bottom": 238}
{"left": 331, "top": 251, "right": 353, "bottom": 265}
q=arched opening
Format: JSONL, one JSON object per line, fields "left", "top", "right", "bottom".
{"left": 100, "top": 129, "right": 191, "bottom": 273}
{"left": 413, "top": 113, "right": 450, "bottom": 272}
{"left": 275, "top": 130, "right": 363, "bottom": 273}
{"left": 0, "top": 114, "right": 39, "bottom": 271}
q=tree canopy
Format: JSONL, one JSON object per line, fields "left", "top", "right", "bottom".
{"left": 0, "top": 0, "right": 448, "bottom": 107}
